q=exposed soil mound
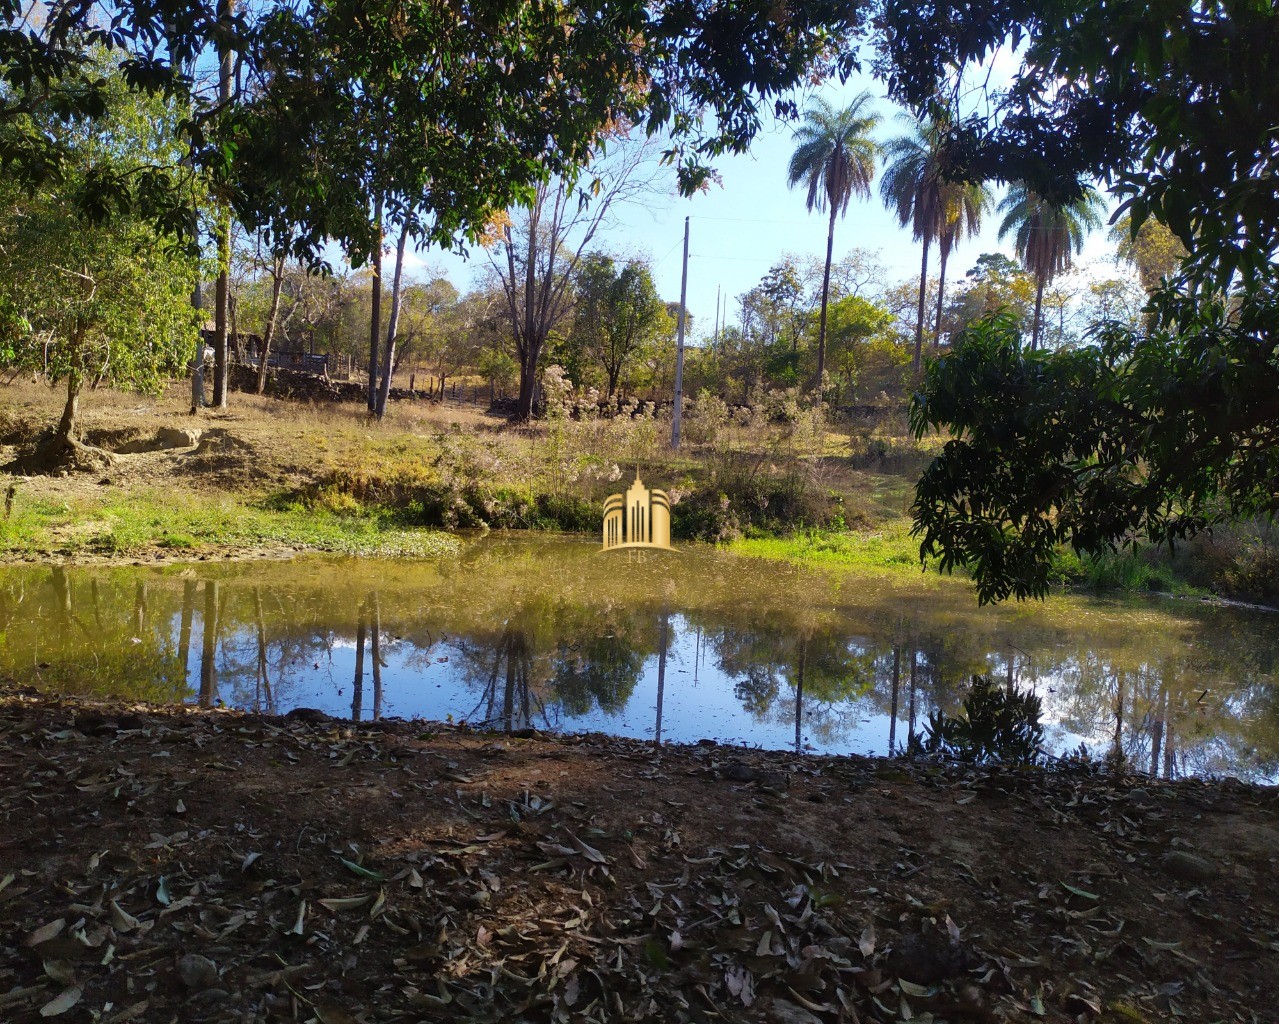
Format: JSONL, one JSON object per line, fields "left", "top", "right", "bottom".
{"left": 4, "top": 434, "right": 114, "bottom": 476}
{"left": 114, "top": 426, "right": 202, "bottom": 454}
{"left": 173, "top": 428, "right": 271, "bottom": 487}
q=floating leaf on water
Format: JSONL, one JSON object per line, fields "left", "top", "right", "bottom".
{"left": 339, "top": 857, "right": 386, "bottom": 881}
{"left": 39, "top": 986, "right": 81, "bottom": 1018}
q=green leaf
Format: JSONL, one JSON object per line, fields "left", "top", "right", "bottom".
{"left": 339, "top": 857, "right": 386, "bottom": 882}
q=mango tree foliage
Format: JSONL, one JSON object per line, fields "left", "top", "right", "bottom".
{"left": 0, "top": 66, "right": 198, "bottom": 452}
{"left": 883, "top": 0, "right": 1279, "bottom": 600}
{"left": 2, "top": 0, "right": 862, "bottom": 249}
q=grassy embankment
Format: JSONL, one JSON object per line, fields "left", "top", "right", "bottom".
{"left": 2, "top": 378, "right": 1276, "bottom": 603}
{"left": 0, "top": 379, "right": 925, "bottom": 565}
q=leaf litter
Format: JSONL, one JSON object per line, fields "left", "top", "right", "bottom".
{"left": 1, "top": 686, "right": 1278, "bottom": 1023}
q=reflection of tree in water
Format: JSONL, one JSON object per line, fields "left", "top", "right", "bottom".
{"left": 552, "top": 629, "right": 646, "bottom": 717}
{"left": 0, "top": 568, "right": 188, "bottom": 703}
{"left": 707, "top": 621, "right": 878, "bottom": 751}
{"left": 451, "top": 598, "right": 650, "bottom": 732}
{"left": 0, "top": 549, "right": 1276, "bottom": 778}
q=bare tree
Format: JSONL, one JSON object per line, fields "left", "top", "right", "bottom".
{"left": 486, "top": 136, "right": 665, "bottom": 420}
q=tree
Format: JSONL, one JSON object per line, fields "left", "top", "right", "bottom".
{"left": 0, "top": 65, "right": 198, "bottom": 466}
{"left": 933, "top": 180, "right": 993, "bottom": 348}
{"left": 997, "top": 182, "right": 1105, "bottom": 350}
{"left": 572, "top": 254, "right": 671, "bottom": 400}
{"left": 1110, "top": 214, "right": 1189, "bottom": 294}
{"left": 823, "top": 294, "right": 899, "bottom": 403}
{"left": 785, "top": 92, "right": 880, "bottom": 392}
{"left": 879, "top": 116, "right": 947, "bottom": 373}
{"left": 487, "top": 136, "right": 661, "bottom": 420}
{"left": 944, "top": 253, "right": 1035, "bottom": 338}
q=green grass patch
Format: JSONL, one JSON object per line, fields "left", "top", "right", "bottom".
{"left": 730, "top": 521, "right": 933, "bottom": 575}
{"left": 0, "top": 489, "right": 460, "bottom": 560}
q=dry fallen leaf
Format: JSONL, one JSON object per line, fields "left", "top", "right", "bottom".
{"left": 39, "top": 986, "right": 81, "bottom": 1018}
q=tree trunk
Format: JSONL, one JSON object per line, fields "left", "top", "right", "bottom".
{"left": 178, "top": 580, "right": 195, "bottom": 688}
{"left": 199, "top": 580, "right": 219, "bottom": 708}
{"left": 255, "top": 257, "right": 285, "bottom": 395}
{"left": 1150, "top": 682, "right": 1166, "bottom": 777}
{"left": 353, "top": 600, "right": 366, "bottom": 723}
{"left": 890, "top": 644, "right": 900, "bottom": 755}
{"left": 912, "top": 237, "right": 931, "bottom": 373}
{"left": 516, "top": 347, "right": 539, "bottom": 420}
{"left": 367, "top": 200, "right": 384, "bottom": 412}
{"left": 907, "top": 650, "right": 917, "bottom": 750}
{"left": 1031, "top": 276, "right": 1045, "bottom": 351}
{"left": 794, "top": 639, "right": 806, "bottom": 755}
{"left": 1112, "top": 671, "right": 1125, "bottom": 765}
{"left": 933, "top": 242, "right": 951, "bottom": 351}
{"left": 375, "top": 222, "right": 410, "bottom": 418}
{"left": 56, "top": 373, "right": 80, "bottom": 441}
{"left": 213, "top": 233, "right": 230, "bottom": 410}
{"left": 212, "top": 0, "right": 234, "bottom": 412}
{"left": 253, "top": 587, "right": 273, "bottom": 713}
{"left": 370, "top": 593, "right": 382, "bottom": 721}
{"left": 815, "top": 204, "right": 836, "bottom": 394}
{"left": 190, "top": 279, "right": 204, "bottom": 413}
{"left": 654, "top": 613, "right": 668, "bottom": 746}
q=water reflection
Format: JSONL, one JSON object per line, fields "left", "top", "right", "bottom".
{"left": 1, "top": 537, "right": 1277, "bottom": 782}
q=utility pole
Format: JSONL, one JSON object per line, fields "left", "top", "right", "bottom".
{"left": 671, "top": 216, "right": 689, "bottom": 450}
{"left": 212, "top": 0, "right": 234, "bottom": 409}
{"left": 712, "top": 284, "right": 721, "bottom": 347}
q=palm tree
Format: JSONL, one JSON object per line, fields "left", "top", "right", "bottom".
{"left": 998, "top": 182, "right": 1106, "bottom": 349}
{"left": 879, "top": 116, "right": 948, "bottom": 373}
{"left": 786, "top": 91, "right": 880, "bottom": 392}
{"left": 934, "top": 180, "right": 993, "bottom": 349}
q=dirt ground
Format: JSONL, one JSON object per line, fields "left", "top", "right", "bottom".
{"left": 1, "top": 688, "right": 1276, "bottom": 1024}
{"left": 0, "top": 379, "right": 500, "bottom": 498}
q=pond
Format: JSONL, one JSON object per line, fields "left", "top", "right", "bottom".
{"left": 2, "top": 535, "right": 1277, "bottom": 781}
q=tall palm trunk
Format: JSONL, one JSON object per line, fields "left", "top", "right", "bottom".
{"left": 1031, "top": 275, "right": 1046, "bottom": 351}
{"left": 912, "top": 237, "right": 931, "bottom": 373}
{"left": 815, "top": 204, "right": 837, "bottom": 393}
{"left": 933, "top": 241, "right": 951, "bottom": 351}
{"left": 212, "top": 0, "right": 234, "bottom": 410}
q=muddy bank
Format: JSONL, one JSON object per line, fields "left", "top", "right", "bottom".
{"left": 1, "top": 689, "right": 1276, "bottom": 1023}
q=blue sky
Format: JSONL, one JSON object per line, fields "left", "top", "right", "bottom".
{"left": 410, "top": 68, "right": 1121, "bottom": 337}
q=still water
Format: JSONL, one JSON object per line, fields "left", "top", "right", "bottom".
{"left": 2, "top": 535, "right": 1277, "bottom": 780}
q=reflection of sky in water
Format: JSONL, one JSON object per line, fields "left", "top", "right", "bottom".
{"left": 2, "top": 538, "right": 1277, "bottom": 783}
